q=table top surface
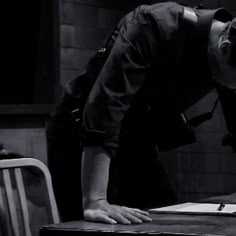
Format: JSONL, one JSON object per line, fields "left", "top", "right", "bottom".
{"left": 40, "top": 193, "right": 236, "bottom": 236}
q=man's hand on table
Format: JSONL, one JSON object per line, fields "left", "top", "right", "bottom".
{"left": 83, "top": 199, "right": 152, "bottom": 225}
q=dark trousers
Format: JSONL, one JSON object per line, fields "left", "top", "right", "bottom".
{"left": 46, "top": 113, "right": 83, "bottom": 221}
{"left": 46, "top": 104, "right": 176, "bottom": 222}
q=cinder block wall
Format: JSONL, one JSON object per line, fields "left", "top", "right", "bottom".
{"left": 159, "top": 92, "right": 236, "bottom": 202}
{"left": 60, "top": 0, "right": 139, "bottom": 86}
{"left": 59, "top": 0, "right": 236, "bottom": 203}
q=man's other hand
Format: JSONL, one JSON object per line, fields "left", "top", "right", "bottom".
{"left": 83, "top": 199, "right": 152, "bottom": 224}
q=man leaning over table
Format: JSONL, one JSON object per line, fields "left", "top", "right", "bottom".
{"left": 46, "top": 2, "right": 236, "bottom": 225}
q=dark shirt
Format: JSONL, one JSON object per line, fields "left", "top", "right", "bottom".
{"left": 65, "top": 2, "right": 233, "bottom": 155}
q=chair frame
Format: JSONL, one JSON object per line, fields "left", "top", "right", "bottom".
{"left": 0, "top": 158, "right": 60, "bottom": 236}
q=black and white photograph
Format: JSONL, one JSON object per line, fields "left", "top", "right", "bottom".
{"left": 1, "top": 0, "right": 236, "bottom": 235}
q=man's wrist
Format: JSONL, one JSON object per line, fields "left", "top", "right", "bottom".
{"left": 83, "top": 197, "right": 107, "bottom": 209}
{"left": 81, "top": 146, "right": 111, "bottom": 211}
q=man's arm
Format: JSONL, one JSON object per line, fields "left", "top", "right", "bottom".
{"left": 80, "top": 18, "right": 163, "bottom": 224}
{"left": 82, "top": 145, "right": 152, "bottom": 224}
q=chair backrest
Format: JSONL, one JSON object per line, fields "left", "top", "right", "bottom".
{"left": 0, "top": 158, "right": 60, "bottom": 236}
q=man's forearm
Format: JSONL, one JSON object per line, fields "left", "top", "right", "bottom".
{"left": 81, "top": 146, "right": 111, "bottom": 208}
{"left": 81, "top": 146, "right": 152, "bottom": 224}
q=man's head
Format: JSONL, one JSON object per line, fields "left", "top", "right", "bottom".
{"left": 213, "top": 18, "right": 236, "bottom": 89}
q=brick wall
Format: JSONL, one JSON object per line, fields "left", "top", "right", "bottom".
{"left": 59, "top": 0, "right": 236, "bottom": 203}
{"left": 0, "top": 129, "right": 47, "bottom": 164}
{"left": 60, "top": 0, "right": 140, "bottom": 86}
{"left": 159, "top": 91, "right": 236, "bottom": 202}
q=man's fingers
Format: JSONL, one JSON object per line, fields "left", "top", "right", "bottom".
{"left": 85, "top": 210, "right": 117, "bottom": 224}
{"left": 96, "top": 213, "right": 117, "bottom": 224}
{"left": 122, "top": 207, "right": 152, "bottom": 222}
{"left": 121, "top": 212, "right": 143, "bottom": 224}
{"left": 127, "top": 210, "right": 152, "bottom": 222}
{"left": 132, "top": 208, "right": 150, "bottom": 215}
{"left": 122, "top": 207, "right": 150, "bottom": 215}
{"left": 109, "top": 212, "right": 131, "bottom": 225}
{"left": 84, "top": 206, "right": 151, "bottom": 225}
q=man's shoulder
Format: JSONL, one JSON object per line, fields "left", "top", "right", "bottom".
{"left": 142, "top": 2, "right": 184, "bottom": 40}
{"left": 144, "top": 1, "right": 183, "bottom": 19}
{"left": 147, "top": 1, "right": 182, "bottom": 11}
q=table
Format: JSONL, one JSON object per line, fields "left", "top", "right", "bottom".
{"left": 40, "top": 193, "right": 236, "bottom": 236}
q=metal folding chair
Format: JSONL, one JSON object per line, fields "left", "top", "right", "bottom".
{"left": 0, "top": 158, "right": 60, "bottom": 236}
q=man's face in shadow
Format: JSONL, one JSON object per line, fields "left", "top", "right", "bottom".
{"left": 214, "top": 34, "right": 236, "bottom": 89}
{"left": 216, "top": 62, "right": 236, "bottom": 89}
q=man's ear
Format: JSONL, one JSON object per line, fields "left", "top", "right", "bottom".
{"left": 219, "top": 40, "right": 232, "bottom": 59}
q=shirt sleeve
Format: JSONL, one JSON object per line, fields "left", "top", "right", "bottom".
{"left": 81, "top": 18, "right": 161, "bottom": 153}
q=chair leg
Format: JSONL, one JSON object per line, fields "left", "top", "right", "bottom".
{"left": 3, "top": 169, "right": 20, "bottom": 236}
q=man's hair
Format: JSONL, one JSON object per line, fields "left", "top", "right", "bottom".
{"left": 221, "top": 18, "right": 236, "bottom": 66}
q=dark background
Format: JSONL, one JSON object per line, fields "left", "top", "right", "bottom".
{"left": 1, "top": 0, "right": 236, "bottom": 203}
{"left": 1, "top": 0, "right": 236, "bottom": 104}
{"left": 0, "top": 0, "right": 57, "bottom": 104}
